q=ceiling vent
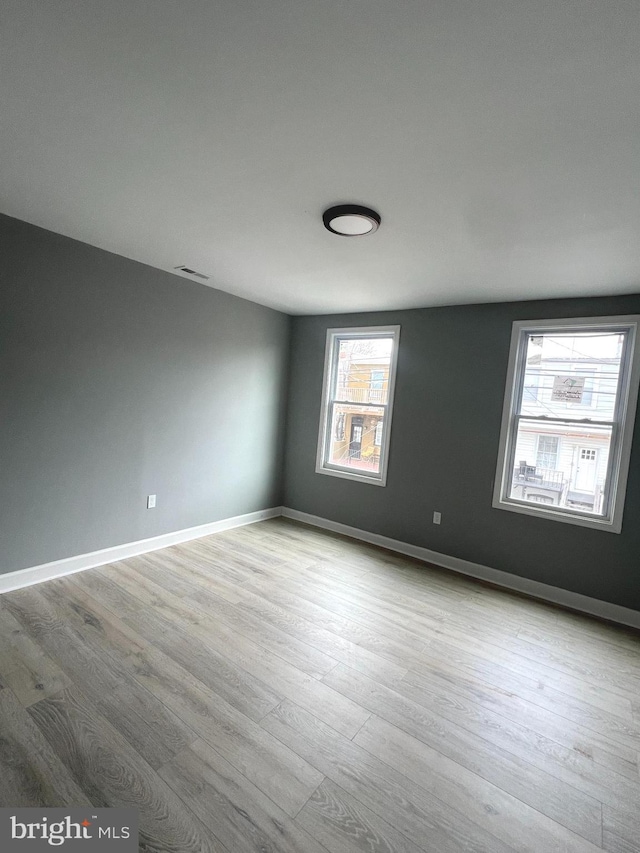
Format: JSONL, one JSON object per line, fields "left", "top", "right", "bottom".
{"left": 174, "top": 265, "right": 210, "bottom": 281}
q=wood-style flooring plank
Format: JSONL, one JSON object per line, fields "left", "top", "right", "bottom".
{"left": 603, "top": 804, "right": 640, "bottom": 853}
{"left": 0, "top": 684, "right": 91, "bottom": 807}
{"left": 296, "top": 779, "right": 426, "bottom": 853}
{"left": 243, "top": 571, "right": 429, "bottom": 653}
{"left": 27, "top": 687, "right": 223, "bottom": 852}
{"left": 182, "top": 536, "right": 286, "bottom": 582}
{"left": 112, "top": 560, "right": 339, "bottom": 680}
{"left": 261, "top": 699, "right": 516, "bottom": 853}
{"left": 353, "top": 712, "right": 604, "bottom": 851}
{"left": 20, "top": 575, "right": 325, "bottom": 819}
{"left": 2, "top": 517, "right": 639, "bottom": 853}
{"left": 401, "top": 658, "right": 639, "bottom": 774}
{"left": 127, "top": 550, "right": 238, "bottom": 601}
{"left": 602, "top": 834, "right": 639, "bottom": 853}
{"left": 271, "top": 560, "right": 452, "bottom": 634}
{"left": 182, "top": 584, "right": 408, "bottom": 685}
{"left": 325, "top": 662, "right": 640, "bottom": 813}
{"left": 159, "top": 739, "right": 328, "bottom": 853}
{"left": 240, "top": 574, "right": 428, "bottom": 663}
{"left": 422, "top": 628, "right": 637, "bottom": 719}
{"left": 116, "top": 642, "right": 324, "bottom": 817}
{"left": 3, "top": 586, "right": 193, "bottom": 770}
{"left": 516, "top": 622, "right": 640, "bottom": 670}
{"left": 93, "top": 564, "right": 370, "bottom": 739}
{"left": 321, "top": 663, "right": 609, "bottom": 837}
{"left": 0, "top": 606, "right": 71, "bottom": 706}
{"left": 416, "top": 634, "right": 636, "bottom": 733}
{"left": 73, "top": 568, "right": 281, "bottom": 723}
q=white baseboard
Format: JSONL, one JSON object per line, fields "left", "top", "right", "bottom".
{"left": 4, "top": 503, "right": 638, "bottom": 630}
{"left": 281, "top": 507, "right": 640, "bottom": 630}
{"left": 0, "top": 507, "right": 283, "bottom": 595}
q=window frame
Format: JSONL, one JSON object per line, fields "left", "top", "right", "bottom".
{"left": 316, "top": 325, "right": 400, "bottom": 486}
{"left": 493, "top": 315, "right": 640, "bottom": 533}
{"left": 536, "top": 434, "right": 560, "bottom": 470}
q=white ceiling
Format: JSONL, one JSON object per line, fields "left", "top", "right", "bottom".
{"left": 2, "top": 1, "right": 639, "bottom": 314}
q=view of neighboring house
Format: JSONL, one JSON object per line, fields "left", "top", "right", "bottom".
{"left": 510, "top": 332, "right": 623, "bottom": 513}
{"left": 327, "top": 338, "right": 392, "bottom": 474}
{"left": 326, "top": 331, "right": 625, "bottom": 505}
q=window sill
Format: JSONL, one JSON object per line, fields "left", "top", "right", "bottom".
{"left": 315, "top": 464, "right": 387, "bottom": 486}
{"left": 492, "top": 497, "right": 621, "bottom": 533}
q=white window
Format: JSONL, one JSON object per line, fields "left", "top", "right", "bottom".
{"left": 493, "top": 316, "right": 640, "bottom": 532}
{"left": 316, "top": 326, "right": 400, "bottom": 485}
{"left": 573, "top": 368, "right": 597, "bottom": 408}
{"left": 536, "top": 435, "right": 559, "bottom": 470}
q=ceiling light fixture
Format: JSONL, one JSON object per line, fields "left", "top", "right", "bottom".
{"left": 323, "top": 204, "right": 381, "bottom": 237}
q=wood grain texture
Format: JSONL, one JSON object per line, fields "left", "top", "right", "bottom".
{"left": 603, "top": 804, "right": 640, "bottom": 853}
{"left": 2, "top": 516, "right": 640, "bottom": 851}
{"left": 353, "top": 712, "right": 603, "bottom": 851}
{"left": 0, "top": 606, "right": 71, "bottom": 706}
{"left": 0, "top": 684, "right": 91, "bottom": 807}
{"left": 323, "top": 662, "right": 640, "bottom": 815}
{"left": 17, "top": 575, "right": 323, "bottom": 819}
{"left": 401, "top": 657, "right": 639, "bottom": 772}
{"left": 74, "top": 568, "right": 281, "bottom": 723}
{"left": 159, "top": 739, "right": 328, "bottom": 853}
{"left": 3, "top": 587, "right": 193, "bottom": 770}
{"left": 182, "top": 583, "right": 408, "bottom": 685}
{"left": 297, "top": 778, "right": 426, "bottom": 853}
{"left": 84, "top": 563, "right": 369, "bottom": 738}
{"left": 261, "top": 699, "right": 515, "bottom": 853}
{"left": 118, "top": 642, "right": 324, "bottom": 817}
{"left": 27, "top": 687, "right": 221, "bottom": 852}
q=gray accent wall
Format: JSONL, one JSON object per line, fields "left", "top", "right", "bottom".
{"left": 284, "top": 297, "right": 640, "bottom": 612}
{"left": 0, "top": 214, "right": 290, "bottom": 574}
{"left": 3, "top": 210, "right": 639, "bottom": 614}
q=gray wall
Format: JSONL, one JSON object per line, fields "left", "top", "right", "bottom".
{"left": 284, "top": 297, "right": 640, "bottom": 612}
{"left": 3, "top": 210, "right": 639, "bottom": 612}
{"left": 0, "top": 214, "right": 290, "bottom": 574}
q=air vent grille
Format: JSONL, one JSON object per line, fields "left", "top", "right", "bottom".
{"left": 174, "top": 265, "right": 209, "bottom": 281}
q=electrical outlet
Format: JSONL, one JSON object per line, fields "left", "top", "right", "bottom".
{"left": 433, "top": 511, "right": 441, "bottom": 524}
{"left": 147, "top": 494, "right": 156, "bottom": 509}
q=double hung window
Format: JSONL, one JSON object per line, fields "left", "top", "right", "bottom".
{"left": 316, "top": 326, "right": 400, "bottom": 485}
{"left": 493, "top": 316, "right": 640, "bottom": 532}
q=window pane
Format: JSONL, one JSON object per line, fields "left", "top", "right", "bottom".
{"left": 520, "top": 332, "right": 624, "bottom": 420}
{"left": 509, "top": 419, "right": 612, "bottom": 515}
{"left": 327, "top": 404, "right": 385, "bottom": 474}
{"left": 335, "top": 338, "right": 393, "bottom": 405}
{"left": 535, "top": 435, "right": 558, "bottom": 469}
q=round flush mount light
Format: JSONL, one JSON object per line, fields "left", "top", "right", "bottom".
{"left": 323, "top": 204, "right": 381, "bottom": 236}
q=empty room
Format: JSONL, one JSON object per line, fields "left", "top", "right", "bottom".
{"left": 1, "top": 2, "right": 640, "bottom": 852}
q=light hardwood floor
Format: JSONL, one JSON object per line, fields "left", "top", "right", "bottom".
{"left": 1, "top": 517, "right": 639, "bottom": 852}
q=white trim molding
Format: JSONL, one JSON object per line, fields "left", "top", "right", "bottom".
{"left": 0, "top": 507, "right": 282, "bottom": 595}
{"left": 3, "top": 503, "right": 638, "bottom": 631}
{"left": 281, "top": 507, "right": 640, "bottom": 630}
{"left": 315, "top": 325, "right": 401, "bottom": 487}
{"left": 492, "top": 314, "right": 640, "bottom": 533}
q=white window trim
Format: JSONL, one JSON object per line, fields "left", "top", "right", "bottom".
{"left": 493, "top": 315, "right": 640, "bottom": 533}
{"left": 316, "top": 325, "right": 400, "bottom": 486}
{"left": 535, "top": 434, "right": 560, "bottom": 470}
